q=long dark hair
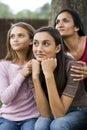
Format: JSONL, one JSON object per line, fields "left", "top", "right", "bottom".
{"left": 34, "top": 26, "right": 67, "bottom": 97}
{"left": 54, "top": 8, "right": 85, "bottom": 36}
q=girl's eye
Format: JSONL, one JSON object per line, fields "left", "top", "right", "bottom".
{"left": 10, "top": 35, "right": 14, "bottom": 39}
{"left": 33, "top": 41, "right": 50, "bottom": 47}
{"left": 33, "top": 41, "right": 39, "bottom": 47}
{"left": 10, "top": 34, "right": 24, "bottom": 39}
{"left": 19, "top": 34, "right": 24, "bottom": 38}
{"left": 43, "top": 41, "right": 49, "bottom": 46}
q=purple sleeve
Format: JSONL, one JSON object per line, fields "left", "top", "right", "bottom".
{"left": 0, "top": 61, "right": 25, "bottom": 104}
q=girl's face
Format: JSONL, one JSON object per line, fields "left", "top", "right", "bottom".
{"left": 10, "top": 26, "right": 32, "bottom": 52}
{"left": 33, "top": 32, "right": 60, "bottom": 62}
{"left": 55, "top": 12, "right": 78, "bottom": 37}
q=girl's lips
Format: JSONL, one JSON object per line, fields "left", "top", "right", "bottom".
{"left": 58, "top": 29, "right": 65, "bottom": 32}
{"left": 36, "top": 54, "right": 45, "bottom": 57}
{"left": 12, "top": 42, "right": 20, "bottom": 46}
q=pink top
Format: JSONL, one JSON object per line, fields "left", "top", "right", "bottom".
{"left": 79, "top": 37, "right": 87, "bottom": 63}
{"left": 0, "top": 60, "right": 40, "bottom": 121}
{"left": 67, "top": 38, "right": 87, "bottom": 86}
{"left": 79, "top": 37, "right": 87, "bottom": 86}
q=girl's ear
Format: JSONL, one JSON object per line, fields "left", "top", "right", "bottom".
{"left": 74, "top": 26, "right": 79, "bottom": 32}
{"left": 29, "top": 42, "right": 33, "bottom": 45}
{"left": 29, "top": 40, "right": 33, "bottom": 45}
{"left": 56, "top": 44, "right": 61, "bottom": 53}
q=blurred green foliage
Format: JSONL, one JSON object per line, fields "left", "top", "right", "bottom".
{"left": 0, "top": 2, "right": 51, "bottom": 19}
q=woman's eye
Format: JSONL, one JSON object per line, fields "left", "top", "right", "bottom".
{"left": 56, "top": 20, "right": 59, "bottom": 25}
{"left": 63, "top": 19, "right": 69, "bottom": 22}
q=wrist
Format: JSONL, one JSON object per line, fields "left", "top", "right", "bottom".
{"left": 32, "top": 74, "right": 39, "bottom": 79}
{"left": 44, "top": 72, "right": 54, "bottom": 78}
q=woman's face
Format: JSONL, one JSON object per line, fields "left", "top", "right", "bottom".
{"left": 55, "top": 12, "right": 78, "bottom": 38}
{"left": 10, "top": 26, "right": 32, "bottom": 52}
{"left": 33, "top": 32, "right": 60, "bottom": 62}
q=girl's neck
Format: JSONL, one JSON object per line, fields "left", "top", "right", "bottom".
{"left": 13, "top": 52, "right": 28, "bottom": 66}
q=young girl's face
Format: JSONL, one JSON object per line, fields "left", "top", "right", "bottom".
{"left": 10, "top": 26, "right": 32, "bottom": 52}
{"left": 33, "top": 32, "right": 60, "bottom": 62}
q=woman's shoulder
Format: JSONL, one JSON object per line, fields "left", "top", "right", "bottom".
{"left": 81, "top": 36, "right": 87, "bottom": 43}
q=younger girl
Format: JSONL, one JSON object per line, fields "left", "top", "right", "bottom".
{"left": 0, "top": 22, "right": 40, "bottom": 130}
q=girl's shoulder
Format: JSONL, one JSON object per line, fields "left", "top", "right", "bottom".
{"left": 0, "top": 60, "right": 11, "bottom": 68}
{"left": 65, "top": 53, "right": 76, "bottom": 61}
{"left": 65, "top": 55, "right": 81, "bottom": 71}
{"left": 0, "top": 59, "right": 11, "bottom": 64}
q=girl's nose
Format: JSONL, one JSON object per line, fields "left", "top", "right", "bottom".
{"left": 13, "top": 36, "right": 19, "bottom": 41}
{"left": 37, "top": 44, "right": 43, "bottom": 51}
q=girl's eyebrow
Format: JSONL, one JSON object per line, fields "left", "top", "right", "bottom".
{"left": 33, "top": 39, "right": 50, "bottom": 41}
{"left": 10, "top": 32, "right": 25, "bottom": 35}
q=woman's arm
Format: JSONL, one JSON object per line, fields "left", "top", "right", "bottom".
{"left": 32, "top": 59, "right": 51, "bottom": 117}
{"left": 71, "top": 61, "right": 87, "bottom": 80}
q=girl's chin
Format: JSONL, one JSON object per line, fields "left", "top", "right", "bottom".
{"left": 37, "top": 58, "right": 46, "bottom": 62}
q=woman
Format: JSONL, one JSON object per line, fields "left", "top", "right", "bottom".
{"left": 32, "top": 26, "right": 87, "bottom": 130}
{"left": 54, "top": 8, "right": 87, "bottom": 87}
{"left": 0, "top": 22, "right": 40, "bottom": 130}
